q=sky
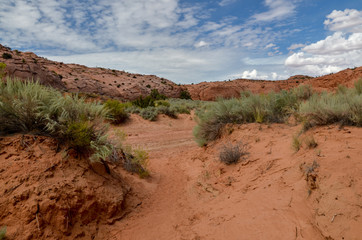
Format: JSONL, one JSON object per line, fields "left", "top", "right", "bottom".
{"left": 0, "top": 0, "right": 362, "bottom": 84}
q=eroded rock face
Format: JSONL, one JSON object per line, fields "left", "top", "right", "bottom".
{"left": 0, "top": 44, "right": 183, "bottom": 100}
{"left": 0, "top": 135, "right": 129, "bottom": 240}
{"left": 0, "top": 46, "right": 66, "bottom": 90}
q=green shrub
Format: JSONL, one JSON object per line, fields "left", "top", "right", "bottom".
{"left": 299, "top": 91, "right": 362, "bottom": 127}
{"left": 193, "top": 92, "right": 298, "bottom": 145}
{"left": 292, "top": 84, "right": 313, "bottom": 100}
{"left": 157, "top": 105, "right": 177, "bottom": 118}
{"left": 0, "top": 78, "right": 112, "bottom": 163}
{"left": 0, "top": 62, "right": 6, "bottom": 79}
{"left": 104, "top": 99, "right": 129, "bottom": 124}
{"left": 336, "top": 84, "right": 348, "bottom": 94}
{"left": 180, "top": 89, "right": 192, "bottom": 99}
{"left": 194, "top": 83, "right": 362, "bottom": 145}
{"left": 132, "top": 95, "right": 155, "bottom": 108}
{"left": 354, "top": 78, "right": 362, "bottom": 95}
{"left": 219, "top": 142, "right": 248, "bottom": 165}
{"left": 66, "top": 121, "right": 94, "bottom": 150}
{"left": 2, "top": 53, "right": 12, "bottom": 59}
{"left": 125, "top": 105, "right": 141, "bottom": 114}
{"left": 154, "top": 100, "right": 170, "bottom": 107}
{"left": 140, "top": 107, "right": 158, "bottom": 121}
{"left": 150, "top": 89, "right": 167, "bottom": 100}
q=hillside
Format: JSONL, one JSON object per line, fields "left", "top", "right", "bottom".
{"left": 0, "top": 44, "right": 183, "bottom": 100}
{"left": 2, "top": 44, "right": 362, "bottom": 102}
{"left": 186, "top": 67, "right": 362, "bottom": 100}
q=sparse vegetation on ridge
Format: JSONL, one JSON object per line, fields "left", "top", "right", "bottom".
{"left": 299, "top": 79, "right": 362, "bottom": 129}
{"left": 194, "top": 82, "right": 362, "bottom": 146}
{"left": 0, "top": 78, "right": 149, "bottom": 172}
{"left": 0, "top": 78, "right": 112, "bottom": 162}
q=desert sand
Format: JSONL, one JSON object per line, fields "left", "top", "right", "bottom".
{"left": 1, "top": 112, "right": 361, "bottom": 240}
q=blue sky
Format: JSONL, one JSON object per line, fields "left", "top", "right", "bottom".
{"left": 1, "top": 0, "right": 362, "bottom": 83}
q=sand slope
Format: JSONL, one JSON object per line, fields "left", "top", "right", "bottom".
{"left": 100, "top": 115, "right": 362, "bottom": 240}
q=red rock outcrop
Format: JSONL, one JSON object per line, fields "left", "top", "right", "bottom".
{"left": 0, "top": 44, "right": 183, "bottom": 100}
{"left": 186, "top": 67, "right": 362, "bottom": 100}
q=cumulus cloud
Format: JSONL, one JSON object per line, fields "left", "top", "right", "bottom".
{"left": 285, "top": 9, "right": 362, "bottom": 76}
{"left": 324, "top": 9, "right": 362, "bottom": 33}
{"left": 302, "top": 32, "right": 362, "bottom": 55}
{"left": 242, "top": 69, "right": 258, "bottom": 79}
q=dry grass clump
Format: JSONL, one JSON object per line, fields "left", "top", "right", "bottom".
{"left": 219, "top": 142, "right": 248, "bottom": 165}
{"left": 292, "top": 135, "right": 302, "bottom": 152}
{"left": 0, "top": 226, "right": 6, "bottom": 240}
{"left": 304, "top": 135, "right": 318, "bottom": 149}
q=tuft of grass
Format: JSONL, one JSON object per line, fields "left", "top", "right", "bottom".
{"left": 219, "top": 142, "right": 248, "bottom": 165}
{"left": 292, "top": 135, "right": 301, "bottom": 152}
{"left": 304, "top": 135, "right": 318, "bottom": 149}
{"left": 0, "top": 226, "right": 6, "bottom": 240}
{"left": 111, "top": 130, "right": 150, "bottom": 178}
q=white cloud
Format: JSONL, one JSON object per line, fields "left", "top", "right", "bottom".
{"left": 287, "top": 43, "right": 305, "bottom": 50}
{"left": 45, "top": 47, "right": 244, "bottom": 84}
{"left": 242, "top": 69, "right": 258, "bottom": 79}
{"left": 265, "top": 43, "right": 276, "bottom": 49}
{"left": 251, "top": 0, "right": 296, "bottom": 22}
{"left": 302, "top": 32, "right": 362, "bottom": 55}
{"left": 219, "top": 0, "right": 237, "bottom": 7}
{"left": 0, "top": 0, "right": 303, "bottom": 83}
{"left": 324, "top": 9, "right": 362, "bottom": 33}
{"left": 271, "top": 72, "right": 278, "bottom": 80}
{"left": 285, "top": 9, "right": 362, "bottom": 76}
{"left": 194, "top": 41, "right": 209, "bottom": 48}
{"left": 238, "top": 69, "right": 270, "bottom": 80}
{"left": 228, "top": 68, "right": 286, "bottom": 80}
